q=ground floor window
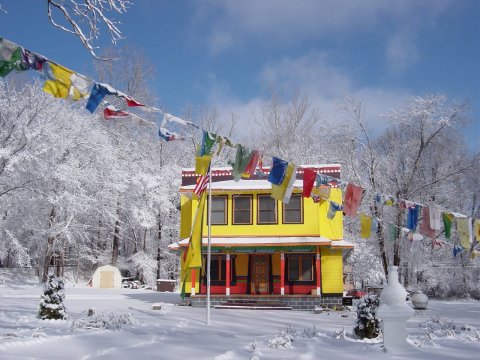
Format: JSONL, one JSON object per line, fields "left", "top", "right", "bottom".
{"left": 202, "top": 255, "right": 236, "bottom": 285}
{"left": 286, "top": 254, "right": 314, "bottom": 282}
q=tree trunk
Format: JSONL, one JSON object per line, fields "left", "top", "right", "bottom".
{"left": 373, "top": 203, "right": 389, "bottom": 277}
{"left": 42, "top": 207, "right": 56, "bottom": 282}
{"left": 156, "top": 220, "right": 162, "bottom": 280}
{"left": 42, "top": 235, "right": 55, "bottom": 283}
{"left": 111, "top": 218, "right": 120, "bottom": 266}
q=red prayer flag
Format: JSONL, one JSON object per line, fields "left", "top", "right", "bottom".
{"left": 244, "top": 150, "right": 260, "bottom": 176}
{"left": 302, "top": 168, "right": 316, "bottom": 198}
{"left": 125, "top": 96, "right": 145, "bottom": 107}
{"left": 343, "top": 183, "right": 363, "bottom": 217}
{"left": 103, "top": 105, "right": 129, "bottom": 119}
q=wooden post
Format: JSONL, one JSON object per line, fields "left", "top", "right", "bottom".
{"left": 280, "top": 253, "right": 285, "bottom": 295}
{"left": 316, "top": 251, "right": 321, "bottom": 296}
{"left": 226, "top": 254, "right": 231, "bottom": 296}
{"left": 191, "top": 268, "right": 196, "bottom": 296}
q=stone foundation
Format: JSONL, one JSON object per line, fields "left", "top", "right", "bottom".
{"left": 185, "top": 294, "right": 342, "bottom": 311}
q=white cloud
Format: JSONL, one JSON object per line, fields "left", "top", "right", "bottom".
{"left": 385, "top": 31, "right": 419, "bottom": 74}
{"left": 197, "top": 0, "right": 454, "bottom": 53}
{"left": 205, "top": 51, "right": 409, "bottom": 140}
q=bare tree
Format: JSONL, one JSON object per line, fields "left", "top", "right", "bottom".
{"left": 47, "top": 0, "right": 132, "bottom": 59}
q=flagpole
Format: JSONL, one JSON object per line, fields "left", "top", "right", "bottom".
{"left": 206, "top": 162, "right": 212, "bottom": 325}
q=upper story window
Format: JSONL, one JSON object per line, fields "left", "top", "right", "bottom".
{"left": 210, "top": 195, "right": 227, "bottom": 225}
{"left": 283, "top": 194, "right": 303, "bottom": 224}
{"left": 257, "top": 195, "right": 277, "bottom": 224}
{"left": 287, "top": 255, "right": 314, "bottom": 282}
{"left": 233, "top": 195, "right": 252, "bottom": 224}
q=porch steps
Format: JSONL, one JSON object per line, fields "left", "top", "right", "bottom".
{"left": 214, "top": 299, "right": 292, "bottom": 310}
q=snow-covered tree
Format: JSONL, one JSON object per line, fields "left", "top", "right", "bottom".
{"left": 354, "top": 295, "right": 381, "bottom": 339}
{"left": 39, "top": 275, "right": 67, "bottom": 320}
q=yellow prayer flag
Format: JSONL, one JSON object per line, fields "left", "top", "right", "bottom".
{"left": 43, "top": 62, "right": 89, "bottom": 100}
{"left": 360, "top": 214, "right": 372, "bottom": 239}
{"left": 474, "top": 219, "right": 480, "bottom": 241}
{"left": 457, "top": 218, "right": 472, "bottom": 249}
{"left": 195, "top": 154, "right": 211, "bottom": 175}
{"left": 43, "top": 62, "right": 72, "bottom": 98}
{"left": 271, "top": 163, "right": 297, "bottom": 203}
{"left": 182, "top": 191, "right": 207, "bottom": 280}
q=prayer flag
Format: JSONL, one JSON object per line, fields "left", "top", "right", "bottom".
{"left": 195, "top": 154, "right": 211, "bottom": 176}
{"left": 232, "top": 144, "right": 253, "bottom": 181}
{"left": 419, "top": 207, "right": 435, "bottom": 239}
{"left": 42, "top": 62, "right": 74, "bottom": 99}
{"left": 23, "top": 49, "right": 46, "bottom": 71}
{"left": 443, "top": 212, "right": 453, "bottom": 239}
{"left": 311, "top": 186, "right": 330, "bottom": 203}
{"left": 327, "top": 201, "right": 342, "bottom": 220}
{"left": 271, "top": 163, "right": 297, "bottom": 203}
{"left": 162, "top": 113, "right": 196, "bottom": 128}
{"left": 453, "top": 245, "right": 464, "bottom": 258}
{"left": 407, "top": 204, "right": 421, "bottom": 231}
{"left": 302, "top": 168, "right": 316, "bottom": 198}
{"left": 85, "top": 82, "right": 118, "bottom": 113}
{"left": 389, "top": 223, "right": 398, "bottom": 241}
{"left": 457, "top": 217, "right": 472, "bottom": 250}
{"left": 243, "top": 150, "right": 260, "bottom": 176}
{"left": 268, "top": 157, "right": 288, "bottom": 185}
{"left": 159, "top": 128, "right": 183, "bottom": 141}
{"left": 360, "top": 214, "right": 373, "bottom": 239}
{"left": 429, "top": 206, "right": 442, "bottom": 231}
{"left": 343, "top": 183, "right": 363, "bottom": 217}
{"left": 199, "top": 131, "right": 217, "bottom": 156}
{"left": 0, "top": 39, "right": 28, "bottom": 77}
{"left": 181, "top": 192, "right": 207, "bottom": 298}
{"left": 104, "top": 105, "right": 129, "bottom": 119}
{"left": 124, "top": 96, "right": 144, "bottom": 107}
{"left": 194, "top": 163, "right": 210, "bottom": 197}
{"left": 474, "top": 219, "right": 480, "bottom": 241}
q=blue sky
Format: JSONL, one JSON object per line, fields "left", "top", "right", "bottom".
{"left": 1, "top": 0, "right": 479, "bottom": 150}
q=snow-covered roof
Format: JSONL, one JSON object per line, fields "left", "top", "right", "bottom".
{"left": 180, "top": 179, "right": 304, "bottom": 192}
{"left": 168, "top": 237, "right": 353, "bottom": 250}
{"left": 182, "top": 164, "right": 341, "bottom": 172}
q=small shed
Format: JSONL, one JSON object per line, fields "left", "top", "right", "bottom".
{"left": 91, "top": 265, "right": 123, "bottom": 289}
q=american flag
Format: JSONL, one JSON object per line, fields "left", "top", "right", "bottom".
{"left": 194, "top": 164, "right": 211, "bottom": 196}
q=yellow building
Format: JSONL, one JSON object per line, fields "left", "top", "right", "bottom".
{"left": 169, "top": 165, "right": 353, "bottom": 310}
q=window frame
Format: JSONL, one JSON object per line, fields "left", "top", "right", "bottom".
{"left": 202, "top": 254, "right": 236, "bottom": 286}
{"left": 286, "top": 254, "right": 315, "bottom": 283}
{"left": 209, "top": 195, "right": 228, "bottom": 225}
{"left": 257, "top": 194, "right": 278, "bottom": 225}
{"left": 232, "top": 194, "right": 253, "bottom": 225}
{"left": 282, "top": 193, "right": 303, "bottom": 224}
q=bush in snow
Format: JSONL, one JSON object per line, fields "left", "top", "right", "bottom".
{"left": 39, "top": 275, "right": 67, "bottom": 320}
{"left": 268, "top": 325, "right": 297, "bottom": 348}
{"left": 71, "top": 311, "right": 137, "bottom": 331}
{"left": 354, "top": 295, "right": 380, "bottom": 339}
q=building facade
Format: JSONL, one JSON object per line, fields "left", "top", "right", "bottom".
{"left": 169, "top": 165, "right": 353, "bottom": 310}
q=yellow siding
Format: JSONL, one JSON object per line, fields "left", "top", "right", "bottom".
{"left": 271, "top": 253, "right": 280, "bottom": 275}
{"left": 236, "top": 254, "right": 249, "bottom": 276}
{"left": 318, "top": 188, "right": 343, "bottom": 240}
{"left": 195, "top": 189, "right": 343, "bottom": 238}
{"left": 321, "top": 247, "right": 344, "bottom": 294}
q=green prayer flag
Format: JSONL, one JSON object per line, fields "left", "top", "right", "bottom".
{"left": 443, "top": 212, "right": 453, "bottom": 239}
{"left": 389, "top": 223, "right": 398, "bottom": 241}
{"left": 232, "top": 144, "right": 253, "bottom": 181}
{"left": 0, "top": 46, "right": 28, "bottom": 77}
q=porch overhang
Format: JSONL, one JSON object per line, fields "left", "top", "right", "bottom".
{"left": 168, "top": 236, "right": 353, "bottom": 251}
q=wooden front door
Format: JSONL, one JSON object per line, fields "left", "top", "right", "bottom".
{"left": 250, "top": 255, "right": 269, "bottom": 294}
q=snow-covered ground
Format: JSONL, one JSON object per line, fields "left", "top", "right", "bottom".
{"left": 0, "top": 273, "right": 479, "bottom": 359}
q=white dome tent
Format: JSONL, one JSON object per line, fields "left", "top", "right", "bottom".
{"left": 90, "top": 265, "right": 123, "bottom": 289}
